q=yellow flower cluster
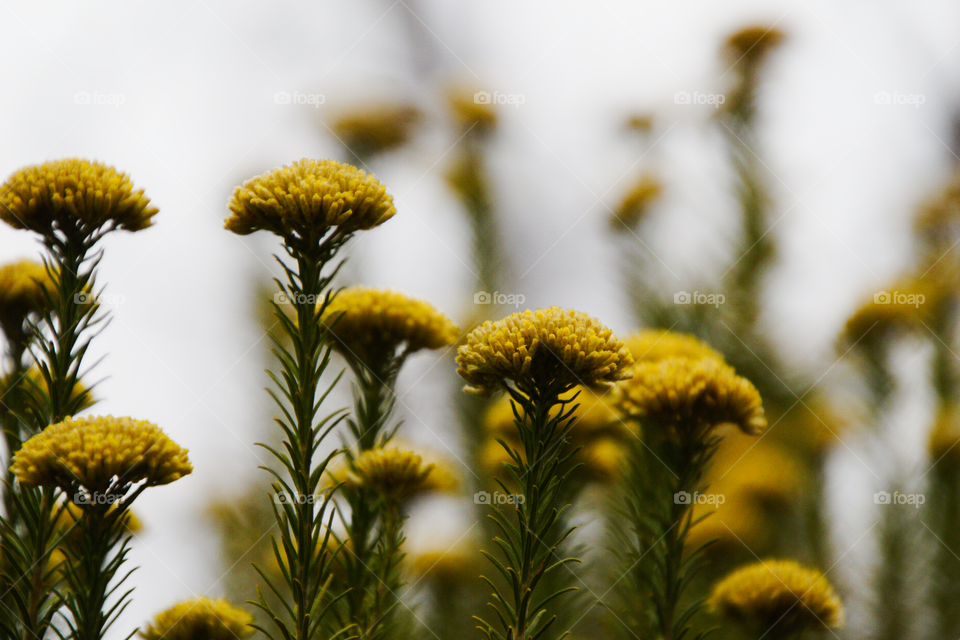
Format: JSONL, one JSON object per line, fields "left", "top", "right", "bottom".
{"left": 0, "top": 158, "right": 157, "bottom": 235}
{"left": 225, "top": 158, "right": 396, "bottom": 238}
{"left": 724, "top": 25, "right": 787, "bottom": 66}
{"left": 482, "top": 387, "right": 633, "bottom": 483}
{"left": 610, "top": 174, "right": 662, "bottom": 228}
{"left": 0, "top": 259, "right": 55, "bottom": 324}
{"left": 331, "top": 104, "right": 421, "bottom": 156}
{"left": 623, "top": 329, "right": 724, "bottom": 364}
{"left": 456, "top": 307, "right": 634, "bottom": 397}
{"left": 139, "top": 597, "right": 254, "bottom": 640}
{"left": 11, "top": 415, "right": 192, "bottom": 492}
{"left": 320, "top": 287, "right": 459, "bottom": 368}
{"left": 841, "top": 278, "right": 940, "bottom": 346}
{"left": 345, "top": 448, "right": 453, "bottom": 503}
{"left": 448, "top": 89, "right": 498, "bottom": 135}
{"left": 708, "top": 559, "right": 844, "bottom": 635}
{"left": 616, "top": 356, "right": 766, "bottom": 436}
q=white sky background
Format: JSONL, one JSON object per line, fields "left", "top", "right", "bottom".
{"left": 1, "top": 0, "right": 960, "bottom": 637}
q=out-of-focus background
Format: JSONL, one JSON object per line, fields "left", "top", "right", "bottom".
{"left": 2, "top": 1, "right": 960, "bottom": 638}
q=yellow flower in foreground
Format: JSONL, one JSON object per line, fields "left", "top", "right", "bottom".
{"left": 225, "top": 158, "right": 396, "bottom": 239}
{"left": 0, "top": 158, "right": 157, "bottom": 235}
{"left": 622, "top": 330, "right": 724, "bottom": 364}
{"left": 616, "top": 357, "right": 766, "bottom": 436}
{"left": 0, "top": 259, "right": 55, "bottom": 326}
{"left": 139, "top": 598, "right": 254, "bottom": 640}
{"left": 11, "top": 415, "right": 192, "bottom": 493}
{"left": 320, "top": 287, "right": 459, "bottom": 369}
{"left": 456, "top": 307, "right": 634, "bottom": 397}
{"left": 346, "top": 448, "right": 447, "bottom": 503}
{"left": 709, "top": 560, "right": 844, "bottom": 636}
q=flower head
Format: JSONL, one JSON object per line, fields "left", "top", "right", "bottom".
{"left": 616, "top": 357, "right": 766, "bottom": 437}
{"left": 225, "top": 158, "right": 396, "bottom": 240}
{"left": 139, "top": 598, "right": 254, "bottom": 640}
{"left": 320, "top": 287, "right": 458, "bottom": 371}
{"left": 708, "top": 559, "right": 844, "bottom": 636}
{"left": 331, "top": 104, "right": 421, "bottom": 156}
{"left": 610, "top": 174, "right": 662, "bottom": 228}
{"left": 448, "top": 89, "right": 498, "bottom": 135}
{"left": 456, "top": 307, "right": 633, "bottom": 397}
{"left": 11, "top": 415, "right": 192, "bottom": 494}
{"left": 0, "top": 158, "right": 157, "bottom": 236}
{"left": 623, "top": 330, "right": 724, "bottom": 364}
{"left": 0, "top": 259, "right": 55, "bottom": 329}
{"left": 724, "top": 25, "right": 787, "bottom": 67}
{"left": 345, "top": 448, "right": 448, "bottom": 503}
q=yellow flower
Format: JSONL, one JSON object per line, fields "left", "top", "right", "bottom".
{"left": 225, "top": 158, "right": 396, "bottom": 239}
{"left": 0, "top": 158, "right": 157, "bottom": 235}
{"left": 610, "top": 174, "right": 662, "bottom": 228}
{"left": 929, "top": 403, "right": 960, "bottom": 463}
{"left": 708, "top": 559, "right": 844, "bottom": 635}
{"left": 456, "top": 307, "right": 634, "bottom": 397}
{"left": 0, "top": 259, "right": 55, "bottom": 327}
{"left": 320, "top": 287, "right": 459, "bottom": 369}
{"left": 139, "top": 598, "right": 254, "bottom": 640}
{"left": 448, "top": 89, "right": 498, "bottom": 135}
{"left": 11, "top": 415, "right": 192, "bottom": 493}
{"left": 345, "top": 448, "right": 448, "bottom": 503}
{"left": 841, "top": 278, "right": 940, "bottom": 346}
{"left": 622, "top": 330, "right": 724, "bottom": 364}
{"left": 330, "top": 104, "right": 421, "bottom": 156}
{"left": 615, "top": 357, "right": 766, "bottom": 437}
{"left": 407, "top": 534, "right": 482, "bottom": 585}
{"left": 724, "top": 25, "right": 787, "bottom": 67}
{"left": 1, "top": 365, "right": 94, "bottom": 415}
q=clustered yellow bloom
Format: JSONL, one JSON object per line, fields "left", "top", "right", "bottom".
{"left": 841, "top": 278, "right": 940, "bottom": 346}
{"left": 225, "top": 158, "right": 396, "bottom": 239}
{"left": 320, "top": 287, "right": 459, "bottom": 369}
{"left": 724, "top": 25, "right": 787, "bottom": 66}
{"left": 448, "top": 89, "right": 498, "bottom": 135}
{"left": 708, "top": 559, "right": 844, "bottom": 635}
{"left": 11, "top": 415, "right": 192, "bottom": 493}
{"left": 457, "top": 307, "right": 634, "bottom": 397}
{"left": 0, "top": 366, "right": 93, "bottom": 415}
{"left": 0, "top": 259, "right": 55, "bottom": 325}
{"left": 616, "top": 356, "right": 766, "bottom": 436}
{"left": 345, "top": 448, "right": 451, "bottom": 503}
{"left": 331, "top": 104, "right": 421, "bottom": 156}
{"left": 139, "top": 597, "right": 254, "bottom": 640}
{"left": 0, "top": 158, "right": 157, "bottom": 235}
{"left": 623, "top": 329, "right": 725, "bottom": 364}
{"left": 610, "top": 174, "right": 662, "bottom": 228}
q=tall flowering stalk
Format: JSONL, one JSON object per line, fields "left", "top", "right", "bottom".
{"left": 456, "top": 307, "right": 633, "bottom": 640}
{"left": 613, "top": 331, "right": 766, "bottom": 640}
{"left": 225, "top": 158, "right": 396, "bottom": 640}
{"left": 0, "top": 158, "right": 157, "bottom": 640}
{"left": 318, "top": 286, "right": 458, "bottom": 639}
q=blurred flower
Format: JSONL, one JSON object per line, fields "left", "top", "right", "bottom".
{"left": 622, "top": 329, "right": 724, "bottom": 364}
{"left": 11, "top": 415, "right": 192, "bottom": 493}
{"left": 0, "top": 259, "right": 55, "bottom": 336}
{"left": 624, "top": 113, "right": 654, "bottom": 133}
{"left": 929, "top": 403, "right": 960, "bottom": 463}
{"left": 225, "top": 158, "right": 396, "bottom": 239}
{"left": 609, "top": 174, "right": 662, "bottom": 229}
{"left": 448, "top": 89, "right": 497, "bottom": 135}
{"left": 320, "top": 287, "right": 458, "bottom": 371}
{"left": 616, "top": 357, "right": 766, "bottom": 437}
{"left": 708, "top": 559, "right": 844, "bottom": 636}
{"left": 456, "top": 307, "right": 633, "bottom": 397}
{"left": 0, "top": 158, "right": 157, "bottom": 236}
{"left": 345, "top": 448, "right": 453, "bottom": 504}
{"left": 407, "top": 534, "right": 482, "bottom": 586}
{"left": 330, "top": 103, "right": 421, "bottom": 156}
{"left": 0, "top": 365, "right": 94, "bottom": 416}
{"left": 139, "top": 597, "right": 254, "bottom": 640}
{"left": 724, "top": 25, "right": 787, "bottom": 68}
{"left": 841, "top": 278, "right": 942, "bottom": 346}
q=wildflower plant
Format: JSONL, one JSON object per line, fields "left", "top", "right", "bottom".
{"left": 456, "top": 307, "right": 633, "bottom": 640}
{"left": 225, "top": 158, "right": 395, "bottom": 640}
